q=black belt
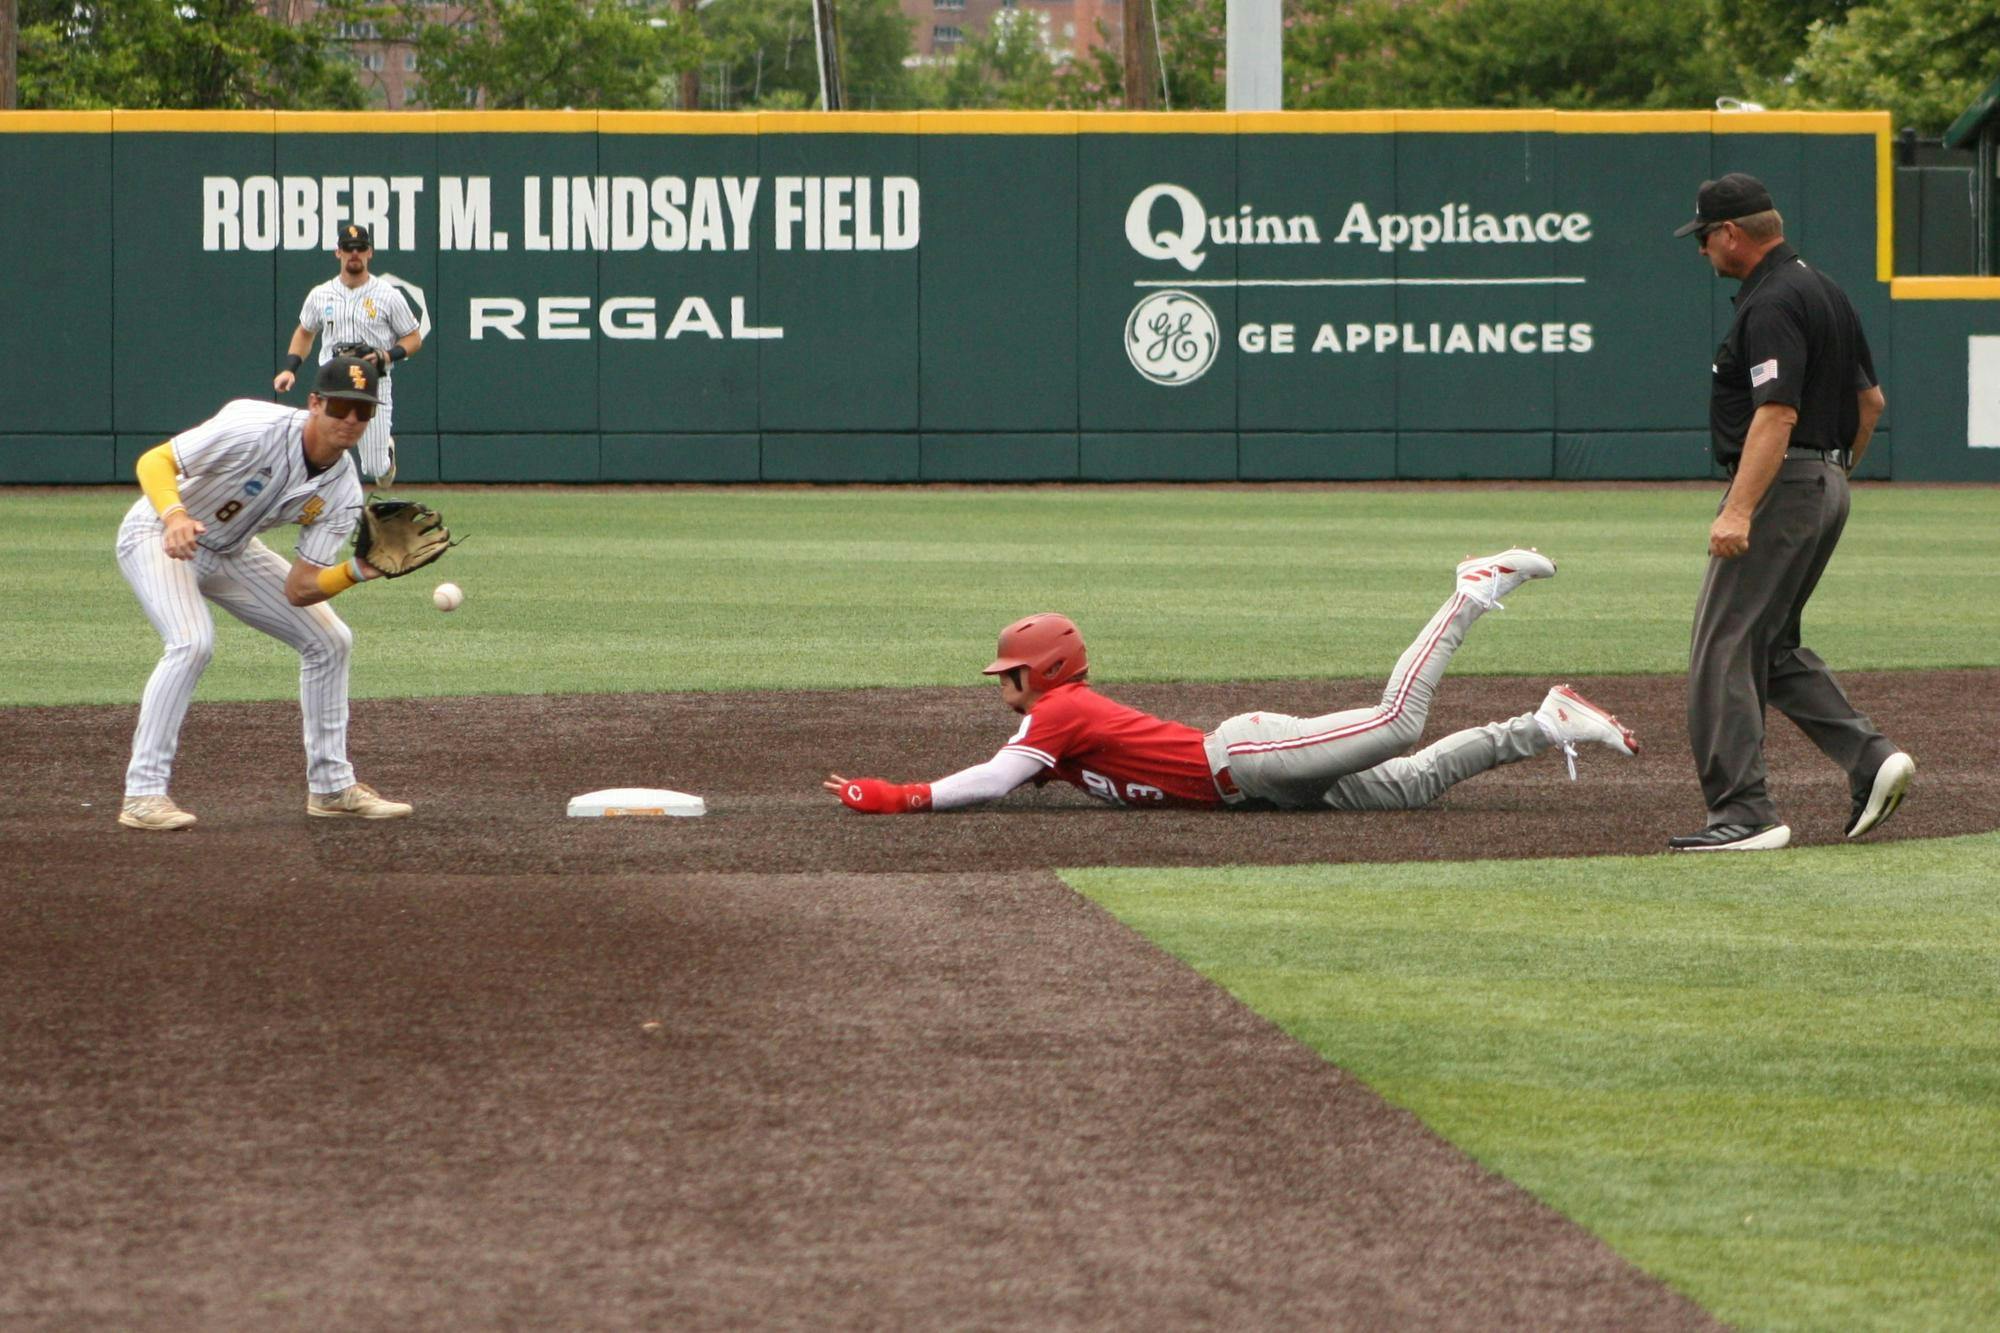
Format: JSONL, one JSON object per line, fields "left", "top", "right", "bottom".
{"left": 1724, "top": 445, "right": 1849, "bottom": 475}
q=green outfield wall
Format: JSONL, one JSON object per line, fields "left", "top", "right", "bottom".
{"left": 2, "top": 108, "right": 1997, "bottom": 484}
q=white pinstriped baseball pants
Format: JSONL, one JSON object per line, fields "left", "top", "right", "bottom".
{"left": 356, "top": 404, "right": 395, "bottom": 483}
{"left": 117, "top": 509, "right": 356, "bottom": 797}
{"left": 1207, "top": 590, "right": 1550, "bottom": 810}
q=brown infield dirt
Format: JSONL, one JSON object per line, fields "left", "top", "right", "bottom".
{"left": 4, "top": 669, "right": 1995, "bottom": 1328}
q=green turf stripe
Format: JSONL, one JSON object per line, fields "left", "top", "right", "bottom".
{"left": 5, "top": 486, "right": 1997, "bottom": 704}
{"left": 1067, "top": 832, "right": 2000, "bottom": 1332}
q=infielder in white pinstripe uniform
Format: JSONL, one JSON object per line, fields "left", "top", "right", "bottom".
{"left": 117, "top": 356, "right": 412, "bottom": 831}
{"left": 273, "top": 223, "right": 422, "bottom": 489}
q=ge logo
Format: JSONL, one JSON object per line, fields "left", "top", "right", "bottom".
{"left": 1125, "top": 289, "right": 1219, "bottom": 387}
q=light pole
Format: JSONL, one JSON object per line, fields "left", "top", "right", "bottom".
{"left": 1225, "top": 0, "right": 1280, "bottom": 110}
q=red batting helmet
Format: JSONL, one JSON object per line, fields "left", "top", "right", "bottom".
{"left": 983, "top": 612, "right": 1088, "bottom": 689}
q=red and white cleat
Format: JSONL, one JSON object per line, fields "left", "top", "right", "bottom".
{"left": 1535, "top": 684, "right": 1638, "bottom": 780}
{"left": 1456, "top": 547, "right": 1557, "bottom": 611}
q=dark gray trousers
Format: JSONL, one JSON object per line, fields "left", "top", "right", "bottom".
{"left": 1687, "top": 455, "right": 1896, "bottom": 826}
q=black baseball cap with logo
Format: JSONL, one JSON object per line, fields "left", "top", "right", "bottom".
{"left": 313, "top": 355, "right": 381, "bottom": 404}
{"left": 337, "top": 223, "right": 374, "bottom": 251}
{"left": 1673, "top": 173, "right": 1777, "bottom": 237}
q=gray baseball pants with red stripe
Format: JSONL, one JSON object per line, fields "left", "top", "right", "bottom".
{"left": 1205, "top": 589, "right": 1551, "bottom": 811}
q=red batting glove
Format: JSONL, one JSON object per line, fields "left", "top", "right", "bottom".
{"left": 832, "top": 777, "right": 932, "bottom": 814}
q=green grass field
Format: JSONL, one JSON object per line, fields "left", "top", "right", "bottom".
{"left": 6, "top": 482, "right": 1997, "bottom": 1329}
{"left": 2, "top": 484, "right": 1996, "bottom": 705}
{"left": 1070, "top": 836, "right": 2000, "bottom": 1332}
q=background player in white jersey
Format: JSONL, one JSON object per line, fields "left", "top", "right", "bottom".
{"left": 273, "top": 224, "right": 422, "bottom": 490}
{"left": 117, "top": 357, "right": 413, "bottom": 831}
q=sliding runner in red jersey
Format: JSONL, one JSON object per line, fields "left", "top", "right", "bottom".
{"left": 825, "top": 549, "right": 1637, "bottom": 815}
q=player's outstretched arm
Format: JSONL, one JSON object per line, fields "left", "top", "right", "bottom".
{"left": 825, "top": 750, "right": 1043, "bottom": 814}
{"left": 287, "top": 555, "right": 379, "bottom": 608}
{"left": 825, "top": 774, "right": 932, "bottom": 814}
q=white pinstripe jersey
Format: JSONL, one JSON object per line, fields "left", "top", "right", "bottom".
{"left": 165, "top": 400, "right": 363, "bottom": 565}
{"left": 300, "top": 275, "right": 419, "bottom": 409}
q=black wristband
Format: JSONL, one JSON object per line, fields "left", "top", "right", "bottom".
{"left": 388, "top": 344, "right": 409, "bottom": 362}
{"left": 283, "top": 353, "right": 304, "bottom": 373}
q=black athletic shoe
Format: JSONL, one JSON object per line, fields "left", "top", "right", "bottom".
{"left": 1667, "top": 822, "right": 1793, "bottom": 852}
{"left": 1847, "top": 752, "right": 1915, "bottom": 839}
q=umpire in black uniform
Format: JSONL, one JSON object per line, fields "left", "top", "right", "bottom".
{"left": 1668, "top": 173, "right": 1914, "bottom": 852}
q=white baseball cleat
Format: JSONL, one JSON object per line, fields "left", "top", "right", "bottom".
{"left": 118, "top": 794, "right": 197, "bottom": 831}
{"left": 1535, "top": 684, "right": 1638, "bottom": 780}
{"left": 307, "top": 782, "right": 413, "bottom": 820}
{"left": 1456, "top": 547, "right": 1557, "bottom": 611}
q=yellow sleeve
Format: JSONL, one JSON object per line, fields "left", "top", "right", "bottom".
{"left": 314, "top": 560, "right": 364, "bottom": 598}
{"left": 135, "top": 443, "right": 186, "bottom": 518}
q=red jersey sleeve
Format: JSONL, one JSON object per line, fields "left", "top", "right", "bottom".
{"left": 1001, "top": 689, "right": 1086, "bottom": 770}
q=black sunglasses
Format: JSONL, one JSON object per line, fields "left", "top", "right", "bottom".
{"left": 1696, "top": 220, "right": 1731, "bottom": 242}
{"left": 323, "top": 398, "right": 376, "bottom": 422}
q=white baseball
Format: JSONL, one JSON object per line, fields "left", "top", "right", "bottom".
{"left": 432, "top": 581, "right": 464, "bottom": 612}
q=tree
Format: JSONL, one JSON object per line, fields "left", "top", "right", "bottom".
{"left": 1153, "top": 0, "right": 1224, "bottom": 109}
{"left": 1287, "top": 0, "right": 1731, "bottom": 111}
{"left": 386, "top": 0, "right": 702, "bottom": 109}
{"left": 1003, "top": 0, "right": 1222, "bottom": 111}
{"left": 1775, "top": 0, "right": 2000, "bottom": 133}
{"left": 698, "top": 0, "right": 912, "bottom": 109}
{"left": 916, "top": 8, "right": 1060, "bottom": 109}
{"left": 17, "top": 0, "right": 364, "bottom": 108}
{"left": 1710, "top": 0, "right": 1860, "bottom": 86}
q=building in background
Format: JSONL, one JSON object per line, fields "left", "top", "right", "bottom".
{"left": 267, "top": 0, "right": 1128, "bottom": 107}
{"left": 266, "top": 0, "right": 434, "bottom": 109}
{"left": 904, "top": 0, "right": 1123, "bottom": 61}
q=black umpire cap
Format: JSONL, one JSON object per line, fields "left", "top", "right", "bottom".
{"left": 313, "top": 355, "right": 381, "bottom": 404}
{"left": 1673, "top": 173, "right": 1777, "bottom": 237}
{"left": 337, "top": 223, "right": 374, "bottom": 250}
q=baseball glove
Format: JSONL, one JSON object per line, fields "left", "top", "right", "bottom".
{"left": 330, "top": 340, "right": 394, "bottom": 374}
{"left": 352, "top": 499, "right": 458, "bottom": 578}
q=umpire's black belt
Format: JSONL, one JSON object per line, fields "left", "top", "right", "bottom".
{"left": 1724, "top": 445, "right": 1849, "bottom": 476}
